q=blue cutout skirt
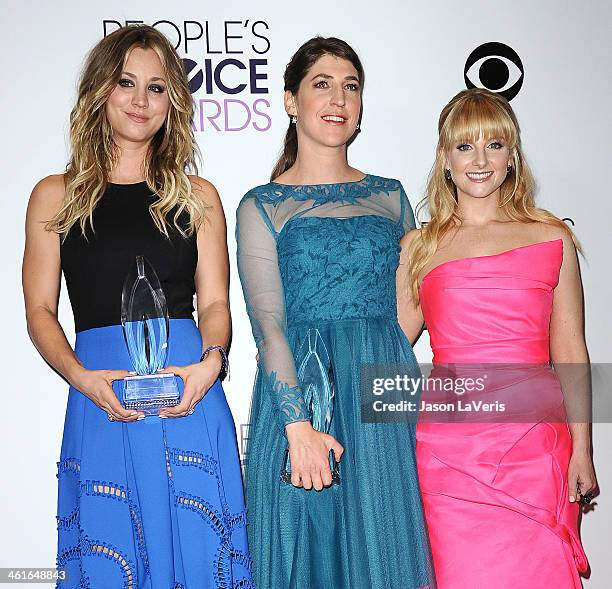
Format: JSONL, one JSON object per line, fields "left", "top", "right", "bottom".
{"left": 56, "top": 319, "right": 252, "bottom": 588}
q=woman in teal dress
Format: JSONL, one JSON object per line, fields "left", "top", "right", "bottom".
{"left": 236, "top": 37, "right": 435, "bottom": 588}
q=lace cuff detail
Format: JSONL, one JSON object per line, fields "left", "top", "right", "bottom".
{"left": 268, "top": 371, "right": 310, "bottom": 428}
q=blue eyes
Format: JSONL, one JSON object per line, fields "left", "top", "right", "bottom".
{"left": 118, "top": 79, "right": 166, "bottom": 94}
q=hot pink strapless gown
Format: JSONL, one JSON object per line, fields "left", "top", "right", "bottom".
{"left": 416, "top": 238, "right": 588, "bottom": 588}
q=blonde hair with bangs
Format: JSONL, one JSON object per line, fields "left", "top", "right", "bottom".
{"left": 406, "top": 88, "right": 578, "bottom": 303}
{"left": 46, "top": 25, "right": 208, "bottom": 238}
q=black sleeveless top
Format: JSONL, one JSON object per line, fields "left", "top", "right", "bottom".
{"left": 61, "top": 182, "right": 198, "bottom": 332}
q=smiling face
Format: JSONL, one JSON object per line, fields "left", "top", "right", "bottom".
{"left": 105, "top": 47, "right": 170, "bottom": 147}
{"left": 446, "top": 135, "right": 512, "bottom": 202}
{"left": 285, "top": 53, "right": 361, "bottom": 149}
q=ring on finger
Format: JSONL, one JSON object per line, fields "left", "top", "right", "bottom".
{"left": 107, "top": 413, "right": 115, "bottom": 422}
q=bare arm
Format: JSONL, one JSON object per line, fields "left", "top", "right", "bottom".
{"left": 550, "top": 232, "right": 590, "bottom": 447}
{"left": 23, "top": 175, "right": 80, "bottom": 382}
{"left": 159, "top": 177, "right": 231, "bottom": 417}
{"left": 22, "top": 175, "right": 136, "bottom": 420}
{"left": 192, "top": 177, "right": 231, "bottom": 365}
{"left": 396, "top": 229, "right": 424, "bottom": 345}
{"left": 549, "top": 229, "right": 596, "bottom": 501}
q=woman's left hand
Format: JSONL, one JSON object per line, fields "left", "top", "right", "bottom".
{"left": 567, "top": 449, "right": 597, "bottom": 504}
{"left": 158, "top": 355, "right": 222, "bottom": 418}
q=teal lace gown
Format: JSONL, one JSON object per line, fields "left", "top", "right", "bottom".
{"left": 236, "top": 175, "right": 435, "bottom": 589}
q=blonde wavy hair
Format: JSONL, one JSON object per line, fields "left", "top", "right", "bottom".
{"left": 406, "top": 88, "right": 579, "bottom": 303}
{"left": 47, "top": 25, "right": 207, "bottom": 238}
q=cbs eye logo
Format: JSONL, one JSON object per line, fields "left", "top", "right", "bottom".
{"left": 464, "top": 42, "right": 524, "bottom": 101}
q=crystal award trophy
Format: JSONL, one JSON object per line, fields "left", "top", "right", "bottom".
{"left": 120, "top": 255, "right": 180, "bottom": 415}
{"left": 281, "top": 329, "right": 341, "bottom": 485}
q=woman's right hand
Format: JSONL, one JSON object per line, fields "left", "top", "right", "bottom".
{"left": 73, "top": 368, "right": 144, "bottom": 422}
{"left": 23, "top": 177, "right": 143, "bottom": 424}
{"left": 285, "top": 421, "right": 344, "bottom": 490}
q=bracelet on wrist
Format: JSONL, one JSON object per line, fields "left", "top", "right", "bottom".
{"left": 200, "top": 345, "right": 229, "bottom": 380}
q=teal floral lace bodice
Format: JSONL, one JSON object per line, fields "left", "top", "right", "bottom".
{"left": 278, "top": 215, "right": 403, "bottom": 325}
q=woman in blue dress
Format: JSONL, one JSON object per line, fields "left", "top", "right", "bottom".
{"left": 22, "top": 26, "right": 252, "bottom": 588}
{"left": 236, "top": 37, "right": 435, "bottom": 588}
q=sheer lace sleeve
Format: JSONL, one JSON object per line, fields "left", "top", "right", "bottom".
{"left": 399, "top": 183, "right": 416, "bottom": 233}
{"left": 236, "top": 194, "right": 309, "bottom": 430}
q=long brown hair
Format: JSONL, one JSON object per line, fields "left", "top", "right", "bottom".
{"left": 406, "top": 88, "right": 579, "bottom": 303}
{"left": 47, "top": 25, "right": 207, "bottom": 238}
{"left": 270, "top": 36, "right": 364, "bottom": 180}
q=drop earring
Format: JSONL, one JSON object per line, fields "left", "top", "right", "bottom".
{"left": 507, "top": 164, "right": 513, "bottom": 173}
{"left": 444, "top": 169, "right": 452, "bottom": 181}
{"left": 291, "top": 115, "right": 297, "bottom": 124}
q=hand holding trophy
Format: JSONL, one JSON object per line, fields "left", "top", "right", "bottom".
{"left": 120, "top": 255, "right": 180, "bottom": 415}
{"left": 281, "top": 329, "right": 341, "bottom": 486}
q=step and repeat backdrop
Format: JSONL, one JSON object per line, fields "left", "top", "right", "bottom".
{"left": 1, "top": 0, "right": 610, "bottom": 586}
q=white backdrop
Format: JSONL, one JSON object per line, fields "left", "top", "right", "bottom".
{"left": 1, "top": 0, "right": 610, "bottom": 586}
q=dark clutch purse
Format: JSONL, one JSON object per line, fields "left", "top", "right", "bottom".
{"left": 280, "top": 328, "right": 341, "bottom": 486}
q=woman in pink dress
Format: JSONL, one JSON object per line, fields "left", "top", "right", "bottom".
{"left": 397, "top": 88, "right": 597, "bottom": 588}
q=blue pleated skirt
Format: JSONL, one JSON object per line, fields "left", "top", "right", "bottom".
{"left": 56, "top": 319, "right": 252, "bottom": 589}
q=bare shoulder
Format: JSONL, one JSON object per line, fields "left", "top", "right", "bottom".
{"left": 188, "top": 175, "right": 221, "bottom": 207}
{"left": 31, "top": 173, "right": 65, "bottom": 199}
{"left": 28, "top": 174, "right": 66, "bottom": 218}
{"left": 528, "top": 220, "right": 575, "bottom": 250}
{"left": 400, "top": 227, "right": 422, "bottom": 249}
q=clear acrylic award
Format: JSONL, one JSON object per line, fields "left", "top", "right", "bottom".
{"left": 281, "top": 329, "right": 341, "bottom": 486}
{"left": 120, "top": 256, "right": 180, "bottom": 415}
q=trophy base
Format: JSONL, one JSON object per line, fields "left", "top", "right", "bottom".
{"left": 122, "top": 373, "right": 180, "bottom": 416}
{"left": 280, "top": 448, "right": 341, "bottom": 486}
